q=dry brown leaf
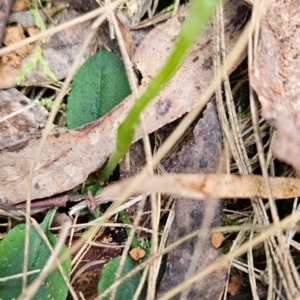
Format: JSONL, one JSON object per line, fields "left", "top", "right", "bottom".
{"left": 250, "top": 0, "right": 300, "bottom": 171}
{"left": 0, "top": 88, "right": 48, "bottom": 150}
{"left": 0, "top": 0, "right": 246, "bottom": 206}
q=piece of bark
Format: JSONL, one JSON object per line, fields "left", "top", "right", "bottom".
{"left": 157, "top": 100, "right": 226, "bottom": 299}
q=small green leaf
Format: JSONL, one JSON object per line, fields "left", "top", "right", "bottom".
{"left": 0, "top": 209, "right": 71, "bottom": 300}
{"left": 98, "top": 256, "right": 146, "bottom": 300}
{"left": 66, "top": 49, "right": 131, "bottom": 129}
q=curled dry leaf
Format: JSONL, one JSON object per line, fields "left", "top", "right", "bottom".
{"left": 250, "top": 0, "right": 300, "bottom": 171}
{"left": 0, "top": 0, "right": 246, "bottom": 206}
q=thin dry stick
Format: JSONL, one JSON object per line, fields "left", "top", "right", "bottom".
{"left": 71, "top": 227, "right": 105, "bottom": 275}
{"left": 155, "top": 200, "right": 175, "bottom": 280}
{"left": 247, "top": 225, "right": 259, "bottom": 300}
{"left": 68, "top": 213, "right": 79, "bottom": 249}
{"left": 71, "top": 260, "right": 106, "bottom": 285}
{"left": 133, "top": 265, "right": 150, "bottom": 300}
{"left": 52, "top": 221, "right": 154, "bottom": 235}
{"left": 17, "top": 221, "right": 72, "bottom": 300}
{"left": 231, "top": 260, "right": 264, "bottom": 281}
{"left": 222, "top": 217, "right": 254, "bottom": 299}
{"left": 110, "top": 194, "right": 149, "bottom": 300}
{"left": 0, "top": 270, "right": 40, "bottom": 282}
{"left": 263, "top": 242, "right": 275, "bottom": 300}
{"left": 0, "top": 103, "right": 35, "bottom": 122}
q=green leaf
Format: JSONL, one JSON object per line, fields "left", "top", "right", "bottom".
{"left": 98, "top": 256, "right": 146, "bottom": 300}
{"left": 66, "top": 49, "right": 131, "bottom": 129}
{"left": 0, "top": 209, "right": 71, "bottom": 300}
{"left": 100, "top": 0, "right": 221, "bottom": 180}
